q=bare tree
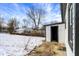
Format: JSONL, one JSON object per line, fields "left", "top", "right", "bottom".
{"left": 0, "top": 16, "right": 4, "bottom": 32}
{"left": 22, "top": 19, "right": 30, "bottom": 33}
{"left": 26, "top": 7, "right": 46, "bottom": 30}
{"left": 0, "top": 20, "right": 2, "bottom": 32}
{"left": 23, "top": 19, "right": 29, "bottom": 29}
{"left": 8, "top": 18, "right": 19, "bottom": 34}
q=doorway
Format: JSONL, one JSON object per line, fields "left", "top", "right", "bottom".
{"left": 51, "top": 26, "right": 58, "bottom": 42}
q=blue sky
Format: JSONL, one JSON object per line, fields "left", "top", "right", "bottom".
{"left": 0, "top": 3, "right": 61, "bottom": 27}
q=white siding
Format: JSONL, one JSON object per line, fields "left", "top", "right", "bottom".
{"left": 58, "top": 24, "right": 65, "bottom": 43}
{"left": 46, "top": 26, "right": 51, "bottom": 42}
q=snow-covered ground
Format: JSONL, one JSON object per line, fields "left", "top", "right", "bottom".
{"left": 0, "top": 33, "right": 45, "bottom": 56}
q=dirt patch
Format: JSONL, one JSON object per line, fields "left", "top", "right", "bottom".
{"left": 27, "top": 42, "right": 66, "bottom": 56}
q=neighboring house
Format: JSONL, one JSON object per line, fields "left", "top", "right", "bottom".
{"left": 44, "top": 23, "right": 65, "bottom": 43}
{"left": 61, "top": 3, "right": 79, "bottom": 56}
{"left": 1, "top": 23, "right": 8, "bottom": 32}
{"left": 15, "top": 28, "right": 25, "bottom": 33}
{"left": 15, "top": 27, "right": 33, "bottom": 34}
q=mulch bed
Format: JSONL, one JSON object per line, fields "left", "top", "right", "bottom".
{"left": 27, "top": 42, "right": 66, "bottom": 56}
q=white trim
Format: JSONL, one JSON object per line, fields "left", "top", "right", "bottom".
{"left": 65, "top": 3, "right": 76, "bottom": 56}
{"left": 73, "top": 3, "right": 75, "bottom": 56}
{"left": 65, "top": 4, "right": 73, "bottom": 56}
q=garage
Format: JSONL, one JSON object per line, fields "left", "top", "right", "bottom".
{"left": 45, "top": 23, "right": 65, "bottom": 43}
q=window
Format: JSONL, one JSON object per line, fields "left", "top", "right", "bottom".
{"left": 68, "top": 4, "right": 74, "bottom": 52}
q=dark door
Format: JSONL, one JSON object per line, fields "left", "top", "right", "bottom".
{"left": 51, "top": 26, "right": 58, "bottom": 42}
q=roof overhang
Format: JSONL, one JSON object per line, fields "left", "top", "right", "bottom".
{"left": 44, "top": 22, "right": 64, "bottom": 26}
{"left": 60, "top": 3, "right": 67, "bottom": 23}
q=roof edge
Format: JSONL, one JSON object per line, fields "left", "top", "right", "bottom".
{"left": 44, "top": 22, "right": 64, "bottom": 26}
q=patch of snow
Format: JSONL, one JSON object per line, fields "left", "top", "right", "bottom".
{"left": 0, "top": 33, "right": 45, "bottom": 56}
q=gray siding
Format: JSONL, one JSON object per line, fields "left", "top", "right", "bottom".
{"left": 75, "top": 3, "right": 79, "bottom": 56}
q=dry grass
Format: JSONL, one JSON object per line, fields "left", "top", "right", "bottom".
{"left": 28, "top": 42, "right": 66, "bottom": 56}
